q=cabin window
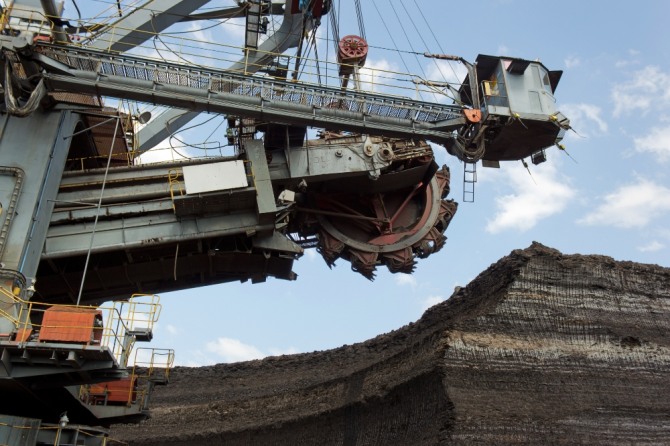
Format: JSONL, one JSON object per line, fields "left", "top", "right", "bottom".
{"left": 542, "top": 71, "right": 552, "bottom": 93}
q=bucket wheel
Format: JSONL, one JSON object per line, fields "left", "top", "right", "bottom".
{"left": 313, "top": 167, "right": 457, "bottom": 279}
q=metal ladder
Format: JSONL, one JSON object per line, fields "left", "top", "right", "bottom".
{"left": 463, "top": 161, "right": 476, "bottom": 203}
{"left": 245, "top": 0, "right": 270, "bottom": 49}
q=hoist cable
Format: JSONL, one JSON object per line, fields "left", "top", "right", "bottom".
{"left": 412, "top": 0, "right": 463, "bottom": 96}
{"left": 326, "top": 9, "right": 330, "bottom": 85}
{"left": 354, "top": 0, "right": 366, "bottom": 40}
{"left": 72, "top": 0, "right": 82, "bottom": 20}
{"left": 400, "top": 2, "right": 447, "bottom": 84}
{"left": 370, "top": 0, "right": 413, "bottom": 82}
{"left": 400, "top": 2, "right": 461, "bottom": 104}
{"left": 311, "top": 29, "right": 323, "bottom": 85}
{"left": 298, "top": 26, "right": 321, "bottom": 83}
{"left": 388, "top": 1, "right": 435, "bottom": 102}
{"left": 329, "top": 0, "right": 340, "bottom": 54}
{"left": 76, "top": 116, "right": 121, "bottom": 306}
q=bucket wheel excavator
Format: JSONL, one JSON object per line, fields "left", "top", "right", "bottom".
{"left": 297, "top": 140, "right": 456, "bottom": 279}
{"left": 0, "top": 0, "right": 570, "bottom": 443}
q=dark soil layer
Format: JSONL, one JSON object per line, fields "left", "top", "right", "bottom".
{"left": 111, "top": 242, "right": 670, "bottom": 445}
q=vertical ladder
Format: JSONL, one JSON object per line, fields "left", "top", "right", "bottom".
{"left": 239, "top": 118, "right": 257, "bottom": 145}
{"left": 463, "top": 162, "right": 477, "bottom": 203}
{"left": 245, "top": 1, "right": 269, "bottom": 49}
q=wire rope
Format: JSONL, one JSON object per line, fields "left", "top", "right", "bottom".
{"left": 399, "top": 2, "right": 446, "bottom": 83}
{"left": 370, "top": 0, "right": 413, "bottom": 83}
{"left": 328, "top": 0, "right": 340, "bottom": 54}
{"left": 398, "top": 2, "right": 461, "bottom": 104}
{"left": 412, "top": 0, "right": 464, "bottom": 99}
{"left": 159, "top": 17, "right": 230, "bottom": 35}
{"left": 76, "top": 116, "right": 121, "bottom": 305}
{"left": 165, "top": 113, "right": 233, "bottom": 159}
{"left": 388, "top": 1, "right": 435, "bottom": 102}
{"left": 354, "top": 0, "right": 366, "bottom": 40}
{"left": 72, "top": 0, "right": 82, "bottom": 20}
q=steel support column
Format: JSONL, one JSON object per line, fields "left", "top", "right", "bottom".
{"left": 0, "top": 110, "right": 78, "bottom": 279}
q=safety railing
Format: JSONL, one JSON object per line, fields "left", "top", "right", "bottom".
{"left": 62, "top": 143, "right": 235, "bottom": 172}
{"left": 101, "top": 294, "right": 161, "bottom": 367}
{"left": 77, "top": 0, "right": 146, "bottom": 39}
{"left": 0, "top": 287, "right": 160, "bottom": 367}
{"left": 132, "top": 347, "right": 175, "bottom": 384}
{"left": 35, "top": 43, "right": 464, "bottom": 126}
{"left": 4, "top": 2, "right": 464, "bottom": 107}
{"left": 1, "top": 5, "right": 55, "bottom": 42}
{"left": 10, "top": 421, "right": 131, "bottom": 446}
{"left": 68, "top": 150, "right": 135, "bottom": 172}
{"left": 64, "top": 17, "right": 436, "bottom": 98}
{"left": 78, "top": 347, "right": 174, "bottom": 409}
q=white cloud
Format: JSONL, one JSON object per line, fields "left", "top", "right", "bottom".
{"left": 637, "top": 241, "right": 664, "bottom": 252}
{"left": 420, "top": 295, "right": 444, "bottom": 312}
{"left": 615, "top": 49, "right": 642, "bottom": 68}
{"left": 204, "top": 337, "right": 300, "bottom": 363}
{"left": 633, "top": 125, "right": 670, "bottom": 162}
{"left": 358, "top": 58, "right": 401, "bottom": 94}
{"left": 185, "top": 21, "right": 217, "bottom": 52}
{"left": 135, "top": 139, "right": 188, "bottom": 164}
{"left": 560, "top": 103, "right": 608, "bottom": 137}
{"left": 206, "top": 337, "right": 265, "bottom": 363}
{"left": 564, "top": 56, "right": 581, "bottom": 68}
{"left": 485, "top": 162, "right": 576, "bottom": 234}
{"left": 578, "top": 179, "right": 670, "bottom": 228}
{"left": 419, "top": 59, "right": 468, "bottom": 104}
{"left": 425, "top": 59, "right": 468, "bottom": 86}
{"left": 166, "top": 324, "right": 180, "bottom": 335}
{"left": 394, "top": 273, "right": 417, "bottom": 287}
{"left": 227, "top": 18, "right": 248, "bottom": 41}
{"left": 175, "top": 350, "right": 217, "bottom": 367}
{"left": 612, "top": 66, "right": 670, "bottom": 117}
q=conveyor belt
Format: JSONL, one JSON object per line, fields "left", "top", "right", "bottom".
{"left": 33, "top": 44, "right": 466, "bottom": 145}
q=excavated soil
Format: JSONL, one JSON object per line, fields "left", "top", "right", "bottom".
{"left": 111, "top": 242, "right": 670, "bottom": 445}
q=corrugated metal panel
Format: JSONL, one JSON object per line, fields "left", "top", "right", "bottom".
{"left": 38, "top": 307, "right": 102, "bottom": 344}
{"left": 0, "top": 415, "right": 40, "bottom": 446}
{"left": 89, "top": 376, "right": 137, "bottom": 405}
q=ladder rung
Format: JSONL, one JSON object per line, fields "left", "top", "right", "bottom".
{"left": 463, "top": 162, "right": 477, "bottom": 203}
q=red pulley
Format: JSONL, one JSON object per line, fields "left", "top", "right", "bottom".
{"left": 337, "top": 35, "right": 368, "bottom": 65}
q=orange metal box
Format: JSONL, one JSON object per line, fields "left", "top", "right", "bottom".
{"left": 89, "top": 377, "right": 137, "bottom": 405}
{"left": 38, "top": 307, "right": 103, "bottom": 344}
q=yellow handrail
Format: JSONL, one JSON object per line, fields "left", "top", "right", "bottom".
{"left": 0, "top": 287, "right": 161, "bottom": 367}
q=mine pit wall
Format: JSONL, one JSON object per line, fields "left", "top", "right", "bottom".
{"left": 443, "top": 247, "right": 670, "bottom": 444}
{"left": 134, "top": 372, "right": 452, "bottom": 446}
{"left": 113, "top": 243, "right": 670, "bottom": 445}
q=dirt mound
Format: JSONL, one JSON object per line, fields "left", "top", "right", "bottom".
{"left": 112, "top": 242, "right": 670, "bottom": 445}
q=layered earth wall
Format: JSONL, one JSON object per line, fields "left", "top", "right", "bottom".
{"left": 112, "top": 242, "right": 670, "bottom": 445}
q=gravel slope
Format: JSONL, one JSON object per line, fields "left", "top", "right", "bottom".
{"left": 111, "top": 242, "right": 670, "bottom": 445}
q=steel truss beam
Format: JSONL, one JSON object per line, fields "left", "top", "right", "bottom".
{"left": 33, "top": 44, "right": 465, "bottom": 146}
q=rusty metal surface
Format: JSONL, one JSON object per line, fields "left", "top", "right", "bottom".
{"left": 308, "top": 166, "right": 456, "bottom": 279}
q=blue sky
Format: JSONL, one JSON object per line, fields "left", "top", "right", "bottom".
{"left": 58, "top": 0, "right": 670, "bottom": 365}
